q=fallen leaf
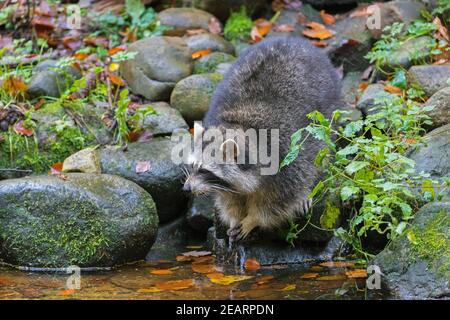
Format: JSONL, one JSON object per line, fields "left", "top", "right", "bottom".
{"left": 192, "top": 49, "right": 212, "bottom": 59}
{"left": 350, "top": 6, "right": 373, "bottom": 18}
{"left": 108, "top": 47, "right": 126, "bottom": 56}
{"left": 405, "top": 138, "right": 417, "bottom": 145}
{"left": 255, "top": 275, "right": 274, "bottom": 285}
{"left": 73, "top": 52, "right": 89, "bottom": 60}
{"left": 191, "top": 264, "right": 220, "bottom": 274}
{"left": 300, "top": 272, "right": 320, "bottom": 279}
{"left": 109, "top": 63, "right": 120, "bottom": 72}
{"left": 359, "top": 82, "right": 369, "bottom": 91}
{"left": 136, "top": 161, "right": 151, "bottom": 174}
{"left": 13, "top": 121, "right": 33, "bottom": 137}
{"left": 317, "top": 274, "right": 347, "bottom": 281}
{"left": 297, "top": 12, "right": 308, "bottom": 25}
{"left": 345, "top": 269, "right": 368, "bottom": 278}
{"left": 84, "top": 37, "right": 109, "bottom": 47}
{"left": 182, "top": 250, "right": 211, "bottom": 257}
{"left": 302, "top": 22, "right": 335, "bottom": 40}
{"left": 311, "top": 41, "right": 328, "bottom": 47}
{"left": 108, "top": 73, "right": 125, "bottom": 87}
{"left": 251, "top": 19, "right": 273, "bottom": 42}
{"left": 58, "top": 289, "right": 76, "bottom": 296}
{"left": 137, "top": 287, "right": 163, "bottom": 293}
{"left": 154, "top": 279, "right": 194, "bottom": 291}
{"left": 207, "top": 273, "right": 253, "bottom": 286}
{"left": 150, "top": 269, "right": 173, "bottom": 275}
{"left": 384, "top": 84, "right": 402, "bottom": 95}
{"left": 244, "top": 258, "right": 261, "bottom": 271}
{"left": 186, "top": 29, "right": 207, "bottom": 36}
{"left": 63, "top": 36, "right": 82, "bottom": 51}
{"left": 208, "top": 17, "right": 222, "bottom": 34}
{"left": 320, "top": 10, "right": 336, "bottom": 25}
{"left": 278, "top": 284, "right": 296, "bottom": 291}
{"left": 3, "top": 76, "right": 28, "bottom": 96}
{"left": 49, "top": 162, "right": 63, "bottom": 175}
{"left": 319, "top": 261, "right": 355, "bottom": 268}
{"left": 273, "top": 24, "right": 295, "bottom": 32}
{"left": 186, "top": 245, "right": 204, "bottom": 249}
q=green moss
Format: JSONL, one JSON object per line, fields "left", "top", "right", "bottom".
{"left": 409, "top": 209, "right": 450, "bottom": 277}
{"left": 224, "top": 7, "right": 253, "bottom": 43}
{"left": 194, "top": 52, "right": 235, "bottom": 74}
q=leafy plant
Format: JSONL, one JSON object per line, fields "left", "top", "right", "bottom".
{"left": 224, "top": 7, "right": 253, "bottom": 43}
{"left": 280, "top": 89, "right": 447, "bottom": 258}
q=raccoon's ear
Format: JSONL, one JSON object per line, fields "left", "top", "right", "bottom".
{"left": 220, "top": 138, "right": 240, "bottom": 162}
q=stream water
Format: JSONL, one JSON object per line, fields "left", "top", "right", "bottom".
{"left": 0, "top": 251, "right": 388, "bottom": 300}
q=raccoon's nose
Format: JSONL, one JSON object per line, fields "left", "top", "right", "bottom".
{"left": 182, "top": 184, "right": 191, "bottom": 192}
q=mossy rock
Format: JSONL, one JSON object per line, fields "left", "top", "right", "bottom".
{"left": 0, "top": 174, "right": 158, "bottom": 269}
{"left": 371, "top": 201, "right": 450, "bottom": 299}
{"left": 170, "top": 73, "right": 223, "bottom": 125}
{"left": 194, "top": 52, "right": 235, "bottom": 74}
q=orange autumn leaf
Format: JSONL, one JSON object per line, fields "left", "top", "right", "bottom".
{"left": 311, "top": 41, "right": 329, "bottom": 47}
{"left": 346, "top": 269, "right": 368, "bottom": 278}
{"left": 3, "top": 76, "right": 28, "bottom": 96}
{"left": 302, "top": 22, "right": 335, "bottom": 40}
{"left": 300, "top": 272, "right": 320, "bottom": 279}
{"left": 384, "top": 84, "right": 402, "bottom": 95}
{"left": 182, "top": 250, "right": 211, "bottom": 257}
{"left": 192, "top": 49, "right": 212, "bottom": 59}
{"left": 207, "top": 273, "right": 253, "bottom": 285}
{"left": 73, "top": 52, "right": 88, "bottom": 60}
{"left": 49, "top": 162, "right": 63, "bottom": 175}
{"left": 251, "top": 19, "right": 273, "bottom": 42}
{"left": 405, "top": 138, "right": 417, "bottom": 145}
{"left": 108, "top": 73, "right": 125, "bottom": 87}
{"left": 58, "top": 289, "right": 76, "bottom": 296}
{"left": 317, "top": 274, "right": 347, "bottom": 281}
{"left": 359, "top": 82, "right": 369, "bottom": 91}
{"left": 255, "top": 275, "right": 274, "bottom": 285}
{"left": 191, "top": 263, "right": 219, "bottom": 274}
{"left": 108, "top": 47, "right": 125, "bottom": 56}
{"left": 278, "top": 284, "right": 296, "bottom": 291}
{"left": 244, "top": 258, "right": 261, "bottom": 271}
{"left": 150, "top": 269, "right": 173, "bottom": 275}
{"left": 319, "top": 261, "right": 355, "bottom": 268}
{"left": 320, "top": 10, "right": 336, "bottom": 25}
{"left": 13, "top": 121, "right": 34, "bottom": 137}
{"left": 154, "top": 279, "right": 194, "bottom": 291}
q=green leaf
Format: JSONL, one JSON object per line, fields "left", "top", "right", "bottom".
{"left": 391, "top": 69, "right": 407, "bottom": 89}
{"left": 337, "top": 144, "right": 358, "bottom": 157}
{"left": 314, "top": 147, "right": 329, "bottom": 166}
{"left": 345, "top": 161, "right": 369, "bottom": 175}
{"left": 340, "top": 186, "right": 360, "bottom": 201}
{"left": 343, "top": 120, "right": 363, "bottom": 138}
{"left": 395, "top": 221, "right": 407, "bottom": 235}
{"left": 309, "top": 181, "right": 324, "bottom": 199}
{"left": 320, "top": 200, "right": 341, "bottom": 229}
{"left": 126, "top": 0, "right": 145, "bottom": 26}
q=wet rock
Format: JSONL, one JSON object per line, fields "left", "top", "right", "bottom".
{"left": 423, "top": 87, "right": 450, "bottom": 130}
{"left": 381, "top": 36, "right": 434, "bottom": 70}
{"left": 325, "top": 13, "right": 374, "bottom": 72}
{"left": 356, "top": 83, "right": 386, "bottom": 116}
{"left": 408, "top": 65, "right": 450, "bottom": 97}
{"left": 171, "top": 73, "right": 223, "bottom": 125}
{"left": 407, "top": 124, "right": 450, "bottom": 180}
{"left": 158, "top": 8, "right": 219, "bottom": 34}
{"left": 187, "top": 195, "right": 215, "bottom": 234}
{"left": 141, "top": 102, "right": 189, "bottom": 136}
{"left": 146, "top": 215, "right": 204, "bottom": 262}
{"left": 341, "top": 71, "right": 363, "bottom": 106}
{"left": 98, "top": 136, "right": 189, "bottom": 223}
{"left": 27, "top": 60, "right": 81, "bottom": 98}
{"left": 0, "top": 169, "right": 32, "bottom": 181}
{"left": 215, "top": 62, "right": 234, "bottom": 75}
{"left": 371, "top": 201, "right": 449, "bottom": 299}
{"left": 185, "top": 33, "right": 235, "bottom": 55}
{"left": 194, "top": 52, "right": 236, "bottom": 74}
{"left": 369, "top": 1, "right": 425, "bottom": 39}
{"left": 0, "top": 174, "right": 158, "bottom": 268}
{"left": 120, "top": 37, "right": 193, "bottom": 101}
{"left": 62, "top": 147, "right": 101, "bottom": 174}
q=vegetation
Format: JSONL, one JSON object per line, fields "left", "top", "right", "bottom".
{"left": 224, "top": 7, "right": 253, "bottom": 43}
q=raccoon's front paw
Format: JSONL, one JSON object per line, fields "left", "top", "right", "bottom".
{"left": 227, "top": 225, "right": 242, "bottom": 246}
{"left": 298, "top": 198, "right": 313, "bottom": 216}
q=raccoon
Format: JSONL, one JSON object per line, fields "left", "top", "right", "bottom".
{"left": 183, "top": 37, "right": 343, "bottom": 242}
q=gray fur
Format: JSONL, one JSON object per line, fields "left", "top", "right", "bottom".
{"left": 184, "top": 37, "right": 343, "bottom": 240}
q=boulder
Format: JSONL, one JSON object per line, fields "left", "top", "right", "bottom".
{"left": 408, "top": 64, "right": 450, "bottom": 97}
{"left": 120, "top": 37, "right": 193, "bottom": 101}
{"left": 371, "top": 201, "right": 449, "bottom": 299}
{"left": 356, "top": 83, "right": 386, "bottom": 116}
{"left": 215, "top": 62, "right": 234, "bottom": 75}
{"left": 185, "top": 33, "right": 235, "bottom": 55}
{"left": 0, "top": 174, "right": 158, "bottom": 269}
{"left": 422, "top": 87, "right": 450, "bottom": 130}
{"left": 407, "top": 124, "right": 450, "bottom": 180}
{"left": 171, "top": 73, "right": 223, "bottom": 125}
{"left": 27, "top": 60, "right": 81, "bottom": 98}
{"left": 193, "top": 52, "right": 236, "bottom": 74}
{"left": 62, "top": 147, "right": 101, "bottom": 174}
{"left": 141, "top": 102, "right": 189, "bottom": 136}
{"left": 341, "top": 71, "right": 363, "bottom": 106}
{"left": 158, "top": 8, "right": 219, "bottom": 33}
{"left": 186, "top": 195, "right": 215, "bottom": 234}
{"left": 98, "top": 136, "right": 189, "bottom": 223}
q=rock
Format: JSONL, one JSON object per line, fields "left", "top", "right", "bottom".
{"left": 408, "top": 65, "right": 450, "bottom": 97}
{"left": 186, "top": 195, "right": 215, "bottom": 234}
{"left": 120, "top": 37, "right": 193, "bottom": 101}
{"left": 325, "top": 13, "right": 374, "bottom": 72}
{"left": 185, "top": 33, "right": 235, "bottom": 55}
{"left": 62, "top": 147, "right": 101, "bottom": 174}
{"left": 146, "top": 215, "right": 204, "bottom": 262}
{"left": 381, "top": 36, "right": 434, "bottom": 70}
{"left": 0, "top": 174, "right": 158, "bottom": 269}
{"left": 27, "top": 60, "right": 81, "bottom": 98}
{"left": 142, "top": 102, "right": 189, "bottom": 136}
{"left": 215, "top": 62, "right": 234, "bottom": 75}
{"left": 158, "top": 8, "right": 219, "bottom": 34}
{"left": 341, "top": 71, "right": 363, "bottom": 106}
{"left": 303, "top": 0, "right": 357, "bottom": 5}
{"left": 98, "top": 136, "right": 189, "bottom": 223}
{"left": 371, "top": 201, "right": 449, "bottom": 299}
{"left": 171, "top": 73, "right": 223, "bottom": 125}
{"left": 194, "top": 52, "right": 235, "bottom": 74}
{"left": 356, "top": 83, "right": 386, "bottom": 116}
{"left": 407, "top": 124, "right": 450, "bottom": 180}
{"left": 369, "top": 1, "right": 425, "bottom": 39}
{"left": 423, "top": 87, "right": 450, "bottom": 130}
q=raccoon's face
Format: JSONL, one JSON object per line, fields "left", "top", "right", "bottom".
{"left": 182, "top": 123, "right": 260, "bottom": 195}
